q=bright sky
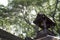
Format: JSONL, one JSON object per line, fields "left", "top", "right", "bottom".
{"left": 0, "top": 0, "right": 8, "bottom": 6}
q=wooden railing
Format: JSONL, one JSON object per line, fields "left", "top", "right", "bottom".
{"left": 36, "top": 35, "right": 60, "bottom": 40}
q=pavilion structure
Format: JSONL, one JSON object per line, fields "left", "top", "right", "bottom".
{"left": 33, "top": 13, "right": 56, "bottom": 39}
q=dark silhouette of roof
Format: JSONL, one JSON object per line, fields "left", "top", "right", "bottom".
{"left": 33, "top": 13, "right": 56, "bottom": 29}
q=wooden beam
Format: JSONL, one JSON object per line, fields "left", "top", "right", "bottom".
{"left": 0, "top": 29, "right": 23, "bottom": 40}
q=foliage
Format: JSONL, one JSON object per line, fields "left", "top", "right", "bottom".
{"left": 0, "top": 0, "right": 60, "bottom": 39}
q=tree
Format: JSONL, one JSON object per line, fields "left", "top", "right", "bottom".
{"left": 0, "top": 0, "right": 60, "bottom": 40}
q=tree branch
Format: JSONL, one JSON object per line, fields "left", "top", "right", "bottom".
{"left": 52, "top": 0, "right": 58, "bottom": 22}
